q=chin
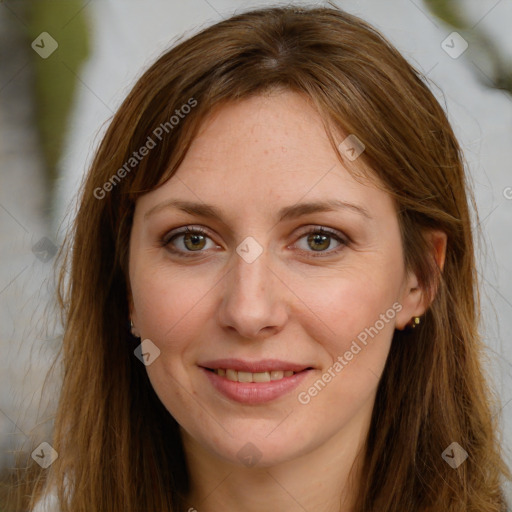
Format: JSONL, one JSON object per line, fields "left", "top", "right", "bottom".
{"left": 198, "top": 428, "right": 311, "bottom": 469}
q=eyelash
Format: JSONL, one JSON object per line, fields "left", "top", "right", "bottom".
{"left": 160, "top": 225, "right": 349, "bottom": 259}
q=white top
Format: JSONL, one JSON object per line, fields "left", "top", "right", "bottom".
{"left": 32, "top": 489, "right": 60, "bottom": 512}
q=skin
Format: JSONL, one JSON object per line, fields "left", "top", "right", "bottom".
{"left": 128, "top": 90, "right": 446, "bottom": 512}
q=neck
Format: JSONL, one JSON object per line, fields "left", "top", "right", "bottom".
{"left": 179, "top": 405, "right": 371, "bottom": 512}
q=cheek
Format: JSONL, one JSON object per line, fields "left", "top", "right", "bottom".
{"left": 292, "top": 262, "right": 401, "bottom": 351}
{"left": 131, "top": 262, "right": 219, "bottom": 351}
{"left": 293, "top": 274, "right": 398, "bottom": 420}
{"left": 290, "top": 264, "right": 401, "bottom": 416}
{"left": 130, "top": 265, "right": 215, "bottom": 420}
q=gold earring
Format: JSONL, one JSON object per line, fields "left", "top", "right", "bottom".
{"left": 410, "top": 316, "right": 421, "bottom": 329}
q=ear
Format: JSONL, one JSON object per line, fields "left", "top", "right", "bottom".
{"left": 395, "top": 229, "right": 447, "bottom": 330}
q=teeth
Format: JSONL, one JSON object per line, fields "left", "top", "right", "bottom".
{"left": 215, "top": 368, "right": 297, "bottom": 382}
{"left": 226, "top": 369, "right": 237, "bottom": 381}
{"left": 237, "top": 371, "right": 253, "bottom": 383}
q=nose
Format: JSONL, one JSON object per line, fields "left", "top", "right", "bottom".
{"left": 217, "top": 243, "right": 289, "bottom": 340}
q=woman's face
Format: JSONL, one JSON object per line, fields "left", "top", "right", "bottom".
{"left": 128, "top": 90, "right": 423, "bottom": 468}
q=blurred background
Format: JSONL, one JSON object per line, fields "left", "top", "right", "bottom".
{"left": 1, "top": 0, "right": 511, "bottom": 507}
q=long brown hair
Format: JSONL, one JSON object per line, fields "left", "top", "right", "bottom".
{"left": 17, "top": 4, "right": 511, "bottom": 511}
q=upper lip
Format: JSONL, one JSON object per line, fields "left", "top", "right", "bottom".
{"left": 199, "top": 358, "right": 313, "bottom": 373}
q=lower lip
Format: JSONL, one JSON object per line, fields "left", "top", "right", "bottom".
{"left": 200, "top": 367, "right": 312, "bottom": 404}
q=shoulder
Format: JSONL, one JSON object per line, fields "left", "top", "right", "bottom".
{"left": 31, "top": 488, "right": 60, "bottom": 512}
{"left": 31, "top": 472, "right": 73, "bottom": 511}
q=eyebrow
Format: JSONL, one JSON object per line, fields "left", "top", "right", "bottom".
{"left": 144, "top": 198, "right": 372, "bottom": 222}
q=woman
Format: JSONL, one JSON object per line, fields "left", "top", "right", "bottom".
{"left": 26, "top": 4, "right": 511, "bottom": 511}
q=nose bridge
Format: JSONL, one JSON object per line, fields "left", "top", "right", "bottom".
{"left": 229, "top": 234, "right": 270, "bottom": 294}
{"left": 218, "top": 236, "right": 287, "bottom": 338}
{"left": 236, "top": 241, "right": 269, "bottom": 291}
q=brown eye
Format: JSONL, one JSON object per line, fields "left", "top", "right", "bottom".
{"left": 182, "top": 232, "right": 207, "bottom": 251}
{"left": 162, "top": 227, "right": 217, "bottom": 256}
{"left": 294, "top": 227, "right": 348, "bottom": 257}
{"left": 307, "top": 232, "right": 331, "bottom": 251}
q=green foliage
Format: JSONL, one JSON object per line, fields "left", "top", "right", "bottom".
{"left": 28, "top": 0, "right": 90, "bottom": 183}
{"left": 423, "top": 0, "right": 467, "bottom": 29}
{"left": 423, "top": 0, "right": 512, "bottom": 94}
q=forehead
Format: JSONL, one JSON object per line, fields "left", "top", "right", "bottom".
{"left": 136, "top": 91, "right": 394, "bottom": 221}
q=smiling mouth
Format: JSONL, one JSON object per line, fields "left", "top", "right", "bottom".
{"left": 200, "top": 363, "right": 314, "bottom": 404}
{"left": 204, "top": 367, "right": 313, "bottom": 383}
